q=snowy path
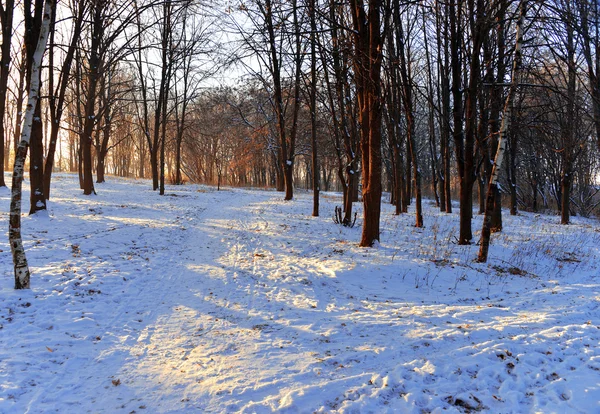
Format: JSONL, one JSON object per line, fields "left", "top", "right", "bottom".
{"left": 1, "top": 176, "right": 599, "bottom": 413}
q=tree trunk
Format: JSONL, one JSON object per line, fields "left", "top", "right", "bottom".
{"left": 262, "top": 0, "right": 298, "bottom": 201}
{"left": 10, "top": 0, "right": 54, "bottom": 288}
{"left": 478, "top": 175, "right": 485, "bottom": 214}
{"left": 96, "top": 126, "right": 109, "bottom": 184}
{"left": 561, "top": 166, "right": 571, "bottom": 225}
{"left": 478, "top": 0, "right": 525, "bottom": 263}
{"left": 12, "top": 48, "right": 26, "bottom": 165}
{"left": 0, "top": 0, "right": 15, "bottom": 186}
{"left": 284, "top": 162, "right": 293, "bottom": 200}
{"left": 393, "top": 144, "right": 404, "bottom": 215}
{"left": 508, "top": 127, "right": 518, "bottom": 216}
{"left": 437, "top": 1, "right": 453, "bottom": 214}
{"left": 159, "top": 0, "right": 172, "bottom": 196}
{"left": 577, "top": 0, "right": 600, "bottom": 153}
{"left": 80, "top": 1, "right": 106, "bottom": 196}
{"left": 423, "top": 7, "right": 439, "bottom": 208}
{"left": 29, "top": 101, "right": 46, "bottom": 212}
{"left": 396, "top": 12, "right": 423, "bottom": 228}
{"left": 175, "top": 135, "right": 183, "bottom": 184}
{"left": 560, "top": 0, "right": 577, "bottom": 224}
{"left": 454, "top": 0, "right": 486, "bottom": 245}
{"left": 151, "top": 147, "right": 159, "bottom": 190}
{"left": 449, "top": 0, "right": 465, "bottom": 235}
{"left": 489, "top": 1, "right": 508, "bottom": 229}
{"left": 97, "top": 152, "right": 107, "bottom": 183}
{"left": 329, "top": 1, "right": 357, "bottom": 223}
{"left": 350, "top": 0, "right": 385, "bottom": 247}
{"left": 24, "top": 0, "right": 47, "bottom": 212}
{"left": 310, "top": 0, "right": 319, "bottom": 216}
{"left": 274, "top": 153, "right": 284, "bottom": 191}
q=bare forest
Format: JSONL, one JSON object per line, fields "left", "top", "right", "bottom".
{"left": 2, "top": 0, "right": 600, "bottom": 283}
{"left": 2, "top": 1, "right": 600, "bottom": 411}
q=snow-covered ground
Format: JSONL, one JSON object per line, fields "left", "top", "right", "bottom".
{"left": 1, "top": 174, "right": 599, "bottom": 413}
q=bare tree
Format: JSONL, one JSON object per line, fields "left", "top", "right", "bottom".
{"left": 309, "top": 0, "right": 319, "bottom": 216}
{"left": 9, "top": 0, "right": 54, "bottom": 289}
{"left": 395, "top": 3, "right": 423, "bottom": 227}
{"left": 43, "top": 0, "right": 86, "bottom": 199}
{"left": 24, "top": 0, "right": 48, "bottom": 213}
{"left": 0, "top": 0, "right": 15, "bottom": 187}
{"left": 478, "top": 0, "right": 527, "bottom": 263}
{"left": 350, "top": 0, "right": 387, "bottom": 246}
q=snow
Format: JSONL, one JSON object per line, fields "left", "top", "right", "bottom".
{"left": 1, "top": 174, "right": 599, "bottom": 413}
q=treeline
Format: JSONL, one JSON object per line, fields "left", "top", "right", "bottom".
{"left": 3, "top": 0, "right": 600, "bottom": 286}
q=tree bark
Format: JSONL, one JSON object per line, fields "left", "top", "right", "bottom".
{"left": 10, "top": 0, "right": 54, "bottom": 288}
{"left": 560, "top": 1, "right": 578, "bottom": 224}
{"left": 44, "top": 0, "right": 84, "bottom": 198}
{"left": 261, "top": 0, "right": 300, "bottom": 201}
{"left": 310, "top": 0, "right": 319, "bottom": 216}
{"left": 437, "top": 0, "right": 452, "bottom": 213}
{"left": 350, "top": 0, "right": 385, "bottom": 246}
{"left": 24, "top": 0, "right": 47, "bottom": 213}
{"left": 80, "top": 1, "right": 108, "bottom": 196}
{"left": 423, "top": 7, "right": 439, "bottom": 208}
{"left": 396, "top": 9, "right": 423, "bottom": 227}
{"left": 0, "top": 0, "right": 15, "bottom": 187}
{"left": 478, "top": 0, "right": 526, "bottom": 263}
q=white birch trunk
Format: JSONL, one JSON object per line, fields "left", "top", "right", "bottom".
{"left": 9, "top": 0, "right": 55, "bottom": 289}
{"left": 477, "top": 0, "right": 526, "bottom": 263}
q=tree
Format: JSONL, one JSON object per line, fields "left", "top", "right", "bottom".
{"left": 78, "top": 0, "right": 152, "bottom": 195}
{"left": 9, "top": 0, "right": 54, "bottom": 289}
{"left": 24, "top": 0, "right": 48, "bottom": 213}
{"left": 349, "top": 0, "right": 386, "bottom": 247}
{"left": 321, "top": 0, "right": 360, "bottom": 224}
{"left": 576, "top": 0, "right": 600, "bottom": 152}
{"left": 395, "top": 3, "right": 423, "bottom": 227}
{"left": 309, "top": 0, "right": 319, "bottom": 216}
{"left": 0, "top": 0, "right": 15, "bottom": 187}
{"left": 232, "top": 0, "right": 305, "bottom": 200}
{"left": 435, "top": 0, "right": 453, "bottom": 214}
{"left": 172, "top": 4, "right": 211, "bottom": 186}
{"left": 478, "top": 0, "right": 526, "bottom": 263}
{"left": 43, "top": 0, "right": 86, "bottom": 199}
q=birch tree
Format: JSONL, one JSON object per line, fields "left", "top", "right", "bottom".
{"left": 478, "top": 0, "right": 526, "bottom": 263}
{"left": 9, "top": 0, "right": 54, "bottom": 289}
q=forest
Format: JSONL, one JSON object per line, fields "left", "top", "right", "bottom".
{"left": 2, "top": 0, "right": 600, "bottom": 280}
{"left": 0, "top": 0, "right": 600, "bottom": 412}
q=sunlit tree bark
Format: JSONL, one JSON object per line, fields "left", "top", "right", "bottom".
{"left": 9, "top": 0, "right": 54, "bottom": 289}
{"left": 350, "top": 0, "right": 386, "bottom": 246}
